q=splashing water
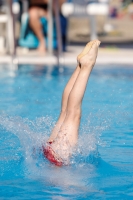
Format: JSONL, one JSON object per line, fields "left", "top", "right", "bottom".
{"left": 0, "top": 112, "right": 106, "bottom": 197}
{"left": 0, "top": 114, "right": 105, "bottom": 198}
{"left": 0, "top": 102, "right": 129, "bottom": 174}
{"left": 0, "top": 113, "right": 102, "bottom": 167}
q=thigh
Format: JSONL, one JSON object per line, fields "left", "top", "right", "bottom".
{"left": 50, "top": 118, "right": 79, "bottom": 161}
{"left": 38, "top": 5, "right": 48, "bottom": 17}
{"left": 55, "top": 110, "right": 81, "bottom": 147}
{"left": 29, "top": 5, "right": 48, "bottom": 18}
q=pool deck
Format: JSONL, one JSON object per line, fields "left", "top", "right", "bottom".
{"left": 0, "top": 45, "right": 133, "bottom": 66}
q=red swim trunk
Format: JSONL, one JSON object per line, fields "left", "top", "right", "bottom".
{"left": 42, "top": 142, "right": 63, "bottom": 167}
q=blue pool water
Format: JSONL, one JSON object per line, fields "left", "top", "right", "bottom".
{"left": 0, "top": 64, "right": 133, "bottom": 199}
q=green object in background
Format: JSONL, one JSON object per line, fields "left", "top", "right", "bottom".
{"left": 122, "top": 0, "right": 132, "bottom": 8}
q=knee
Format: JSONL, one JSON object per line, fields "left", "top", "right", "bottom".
{"left": 66, "top": 108, "right": 81, "bottom": 121}
{"left": 29, "top": 7, "right": 38, "bottom": 20}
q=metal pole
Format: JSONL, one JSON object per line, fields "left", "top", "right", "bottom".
{"left": 48, "top": 0, "right": 53, "bottom": 55}
{"left": 7, "top": 0, "right": 16, "bottom": 56}
{"left": 23, "top": 0, "right": 28, "bottom": 14}
{"left": 89, "top": 15, "right": 97, "bottom": 40}
{"left": 54, "top": 0, "right": 63, "bottom": 64}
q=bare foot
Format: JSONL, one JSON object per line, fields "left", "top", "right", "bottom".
{"left": 77, "top": 40, "right": 94, "bottom": 64}
{"left": 37, "top": 41, "right": 46, "bottom": 54}
{"left": 78, "top": 40, "right": 101, "bottom": 68}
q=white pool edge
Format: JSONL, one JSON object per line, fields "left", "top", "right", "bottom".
{"left": 0, "top": 55, "right": 133, "bottom": 66}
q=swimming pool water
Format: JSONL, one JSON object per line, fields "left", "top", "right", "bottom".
{"left": 0, "top": 64, "right": 133, "bottom": 199}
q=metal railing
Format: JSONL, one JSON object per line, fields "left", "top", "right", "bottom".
{"left": 5, "top": 0, "right": 16, "bottom": 56}
{"left": 47, "top": 0, "right": 63, "bottom": 63}
{"left": 54, "top": 0, "right": 63, "bottom": 64}
{"left": 2, "top": 0, "right": 62, "bottom": 64}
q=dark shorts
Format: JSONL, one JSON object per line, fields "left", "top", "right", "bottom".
{"left": 29, "top": 3, "right": 48, "bottom": 10}
{"left": 42, "top": 142, "right": 63, "bottom": 167}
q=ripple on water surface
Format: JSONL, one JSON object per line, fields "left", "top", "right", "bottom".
{"left": 0, "top": 64, "right": 133, "bottom": 199}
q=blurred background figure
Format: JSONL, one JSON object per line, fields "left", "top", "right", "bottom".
{"left": 19, "top": 0, "right": 67, "bottom": 53}
{"left": 0, "top": 0, "right": 133, "bottom": 56}
{"left": 29, "top": 0, "right": 49, "bottom": 53}
{"left": 28, "top": 0, "right": 66, "bottom": 53}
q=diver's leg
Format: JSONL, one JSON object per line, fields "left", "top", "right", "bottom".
{"left": 51, "top": 40, "right": 100, "bottom": 160}
{"left": 48, "top": 41, "right": 96, "bottom": 143}
{"left": 48, "top": 64, "right": 81, "bottom": 142}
